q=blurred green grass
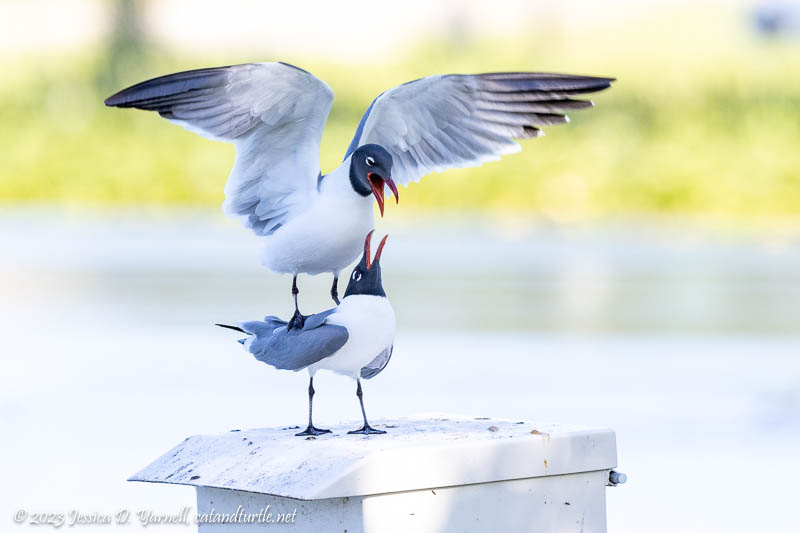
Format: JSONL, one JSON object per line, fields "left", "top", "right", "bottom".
{"left": 1, "top": 7, "right": 799, "bottom": 226}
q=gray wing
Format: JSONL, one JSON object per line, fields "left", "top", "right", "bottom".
{"left": 105, "top": 62, "right": 334, "bottom": 236}
{"left": 345, "top": 72, "right": 614, "bottom": 186}
{"left": 360, "top": 346, "right": 393, "bottom": 380}
{"left": 239, "top": 309, "right": 348, "bottom": 371}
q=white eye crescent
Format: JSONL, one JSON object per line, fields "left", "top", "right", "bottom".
{"left": 365, "top": 156, "right": 375, "bottom": 166}
{"left": 352, "top": 271, "right": 362, "bottom": 281}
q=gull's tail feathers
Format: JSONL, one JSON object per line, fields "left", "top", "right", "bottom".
{"left": 215, "top": 323, "right": 245, "bottom": 333}
{"left": 215, "top": 323, "right": 247, "bottom": 344}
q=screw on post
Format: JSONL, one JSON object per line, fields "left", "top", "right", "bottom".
{"left": 608, "top": 470, "right": 627, "bottom": 486}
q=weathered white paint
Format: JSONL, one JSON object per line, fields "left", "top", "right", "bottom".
{"left": 196, "top": 470, "right": 608, "bottom": 532}
{"left": 131, "top": 415, "right": 619, "bottom": 532}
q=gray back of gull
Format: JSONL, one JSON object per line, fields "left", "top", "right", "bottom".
{"left": 239, "top": 309, "right": 348, "bottom": 371}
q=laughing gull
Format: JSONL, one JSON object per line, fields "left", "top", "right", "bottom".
{"left": 217, "top": 231, "right": 395, "bottom": 436}
{"left": 105, "top": 63, "right": 613, "bottom": 326}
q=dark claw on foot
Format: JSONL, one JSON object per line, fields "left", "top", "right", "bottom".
{"left": 347, "top": 425, "right": 387, "bottom": 435}
{"left": 295, "top": 425, "right": 332, "bottom": 437}
{"left": 287, "top": 311, "right": 307, "bottom": 331}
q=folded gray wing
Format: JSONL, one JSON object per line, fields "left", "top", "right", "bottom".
{"left": 360, "top": 346, "right": 393, "bottom": 380}
{"left": 345, "top": 72, "right": 614, "bottom": 186}
{"left": 238, "top": 309, "right": 348, "bottom": 371}
{"left": 105, "top": 62, "right": 334, "bottom": 236}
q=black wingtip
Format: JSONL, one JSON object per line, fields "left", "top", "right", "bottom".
{"left": 104, "top": 89, "right": 131, "bottom": 108}
{"left": 104, "top": 86, "right": 135, "bottom": 107}
{"left": 215, "top": 323, "right": 245, "bottom": 333}
{"left": 597, "top": 76, "right": 616, "bottom": 89}
{"left": 102, "top": 65, "right": 233, "bottom": 110}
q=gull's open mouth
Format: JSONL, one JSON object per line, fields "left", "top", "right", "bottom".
{"left": 363, "top": 229, "right": 389, "bottom": 270}
{"left": 368, "top": 173, "right": 399, "bottom": 216}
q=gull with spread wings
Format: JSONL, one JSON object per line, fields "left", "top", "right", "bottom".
{"left": 105, "top": 63, "right": 613, "bottom": 328}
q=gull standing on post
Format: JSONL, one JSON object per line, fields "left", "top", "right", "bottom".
{"left": 217, "top": 231, "right": 395, "bottom": 436}
{"left": 105, "top": 63, "right": 613, "bottom": 327}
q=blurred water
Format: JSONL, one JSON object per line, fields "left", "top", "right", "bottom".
{"left": 1, "top": 209, "right": 799, "bottom": 532}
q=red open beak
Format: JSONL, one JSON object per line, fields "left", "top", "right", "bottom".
{"left": 363, "top": 229, "right": 388, "bottom": 271}
{"left": 368, "top": 173, "right": 399, "bottom": 217}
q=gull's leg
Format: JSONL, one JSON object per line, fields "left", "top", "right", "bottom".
{"left": 296, "top": 376, "right": 331, "bottom": 436}
{"left": 292, "top": 274, "right": 300, "bottom": 313}
{"left": 288, "top": 275, "right": 306, "bottom": 330}
{"left": 330, "top": 275, "right": 340, "bottom": 305}
{"left": 347, "top": 379, "right": 386, "bottom": 435}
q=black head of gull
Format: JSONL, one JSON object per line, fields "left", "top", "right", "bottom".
{"left": 348, "top": 144, "right": 398, "bottom": 216}
{"left": 344, "top": 230, "right": 388, "bottom": 298}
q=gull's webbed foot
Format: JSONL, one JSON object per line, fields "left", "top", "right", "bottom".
{"left": 295, "top": 425, "right": 332, "bottom": 437}
{"left": 347, "top": 425, "right": 387, "bottom": 435}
